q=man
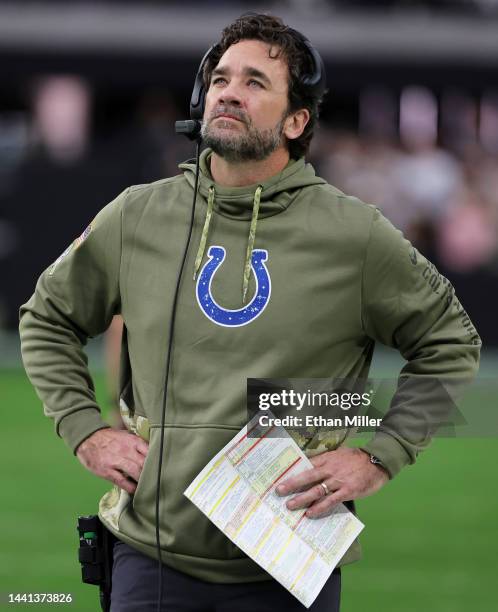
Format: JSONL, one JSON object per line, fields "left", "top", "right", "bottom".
{"left": 19, "top": 13, "right": 480, "bottom": 612}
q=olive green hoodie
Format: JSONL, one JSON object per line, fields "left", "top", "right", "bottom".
{"left": 19, "top": 149, "right": 480, "bottom": 582}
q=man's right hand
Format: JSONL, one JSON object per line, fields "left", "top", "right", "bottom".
{"left": 76, "top": 428, "right": 149, "bottom": 494}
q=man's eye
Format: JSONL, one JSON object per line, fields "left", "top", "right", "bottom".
{"left": 249, "top": 80, "right": 263, "bottom": 88}
{"left": 212, "top": 77, "right": 226, "bottom": 86}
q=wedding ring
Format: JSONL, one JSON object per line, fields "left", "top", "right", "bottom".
{"left": 320, "top": 481, "right": 330, "bottom": 496}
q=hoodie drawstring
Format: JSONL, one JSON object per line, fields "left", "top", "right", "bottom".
{"left": 242, "top": 185, "right": 262, "bottom": 303}
{"left": 193, "top": 184, "right": 263, "bottom": 305}
{"left": 193, "top": 185, "right": 215, "bottom": 281}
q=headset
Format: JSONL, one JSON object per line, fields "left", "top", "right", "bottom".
{"left": 154, "top": 32, "right": 326, "bottom": 612}
{"left": 175, "top": 29, "right": 327, "bottom": 141}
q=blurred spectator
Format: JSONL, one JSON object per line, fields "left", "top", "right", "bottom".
{"left": 393, "top": 86, "right": 463, "bottom": 232}
{"left": 32, "top": 76, "right": 91, "bottom": 163}
{"left": 437, "top": 184, "right": 497, "bottom": 272}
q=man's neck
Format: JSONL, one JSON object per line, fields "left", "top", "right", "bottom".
{"left": 209, "top": 148, "right": 290, "bottom": 187}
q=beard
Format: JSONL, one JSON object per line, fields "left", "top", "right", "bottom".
{"left": 201, "top": 107, "right": 287, "bottom": 163}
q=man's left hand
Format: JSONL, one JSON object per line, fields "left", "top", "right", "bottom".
{"left": 276, "top": 447, "right": 389, "bottom": 518}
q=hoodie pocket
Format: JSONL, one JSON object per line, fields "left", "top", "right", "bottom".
{"left": 125, "top": 424, "right": 244, "bottom": 561}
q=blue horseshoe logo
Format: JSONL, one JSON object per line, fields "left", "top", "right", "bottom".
{"left": 196, "top": 246, "right": 271, "bottom": 327}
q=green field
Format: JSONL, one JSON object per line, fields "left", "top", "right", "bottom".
{"left": 1, "top": 361, "right": 497, "bottom": 611}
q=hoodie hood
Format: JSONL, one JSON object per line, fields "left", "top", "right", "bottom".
{"left": 180, "top": 147, "right": 326, "bottom": 303}
{"left": 179, "top": 148, "right": 326, "bottom": 220}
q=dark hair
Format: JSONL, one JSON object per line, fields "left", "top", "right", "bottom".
{"left": 203, "top": 13, "right": 325, "bottom": 159}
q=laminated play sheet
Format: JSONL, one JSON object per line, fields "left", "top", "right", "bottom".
{"left": 184, "top": 414, "right": 364, "bottom": 608}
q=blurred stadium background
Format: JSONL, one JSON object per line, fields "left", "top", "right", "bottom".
{"left": 1, "top": 1, "right": 497, "bottom": 610}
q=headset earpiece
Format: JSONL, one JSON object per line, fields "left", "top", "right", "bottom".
{"left": 190, "top": 44, "right": 216, "bottom": 121}
{"left": 299, "top": 40, "right": 326, "bottom": 98}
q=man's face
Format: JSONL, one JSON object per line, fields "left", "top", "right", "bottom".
{"left": 201, "top": 39, "right": 291, "bottom": 163}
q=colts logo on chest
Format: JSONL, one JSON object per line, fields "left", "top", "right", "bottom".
{"left": 196, "top": 246, "right": 271, "bottom": 327}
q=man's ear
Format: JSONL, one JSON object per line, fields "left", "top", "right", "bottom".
{"left": 283, "top": 109, "right": 310, "bottom": 141}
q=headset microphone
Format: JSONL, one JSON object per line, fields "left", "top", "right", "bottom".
{"left": 174, "top": 119, "right": 201, "bottom": 140}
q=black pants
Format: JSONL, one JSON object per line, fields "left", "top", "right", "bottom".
{"left": 110, "top": 541, "right": 341, "bottom": 612}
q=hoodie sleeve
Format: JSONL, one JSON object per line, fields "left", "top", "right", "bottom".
{"left": 19, "top": 188, "right": 128, "bottom": 453}
{"left": 360, "top": 208, "right": 481, "bottom": 478}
